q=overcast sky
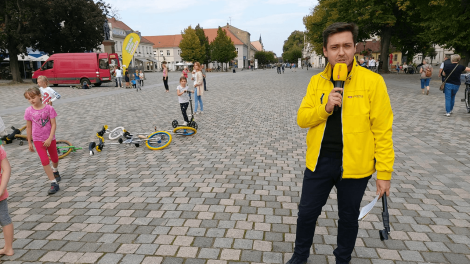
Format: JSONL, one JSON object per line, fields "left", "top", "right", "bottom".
{"left": 106, "top": 0, "right": 317, "bottom": 56}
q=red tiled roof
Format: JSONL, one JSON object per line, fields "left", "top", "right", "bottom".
{"left": 143, "top": 35, "right": 183, "bottom": 48}
{"left": 251, "top": 41, "right": 262, "bottom": 51}
{"left": 107, "top": 17, "right": 154, "bottom": 44}
{"left": 144, "top": 26, "right": 244, "bottom": 49}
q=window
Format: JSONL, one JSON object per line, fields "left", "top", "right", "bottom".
{"left": 178, "top": 50, "right": 181, "bottom": 55}
{"left": 167, "top": 50, "right": 170, "bottom": 56}
{"left": 393, "top": 54, "right": 397, "bottom": 61}
{"left": 236, "top": 48, "right": 239, "bottom": 55}
{"left": 41, "top": 60, "right": 54, "bottom": 70}
{"left": 99, "top": 59, "right": 109, "bottom": 69}
{"left": 160, "top": 50, "right": 163, "bottom": 56}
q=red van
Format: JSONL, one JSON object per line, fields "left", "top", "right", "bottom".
{"left": 32, "top": 53, "right": 120, "bottom": 86}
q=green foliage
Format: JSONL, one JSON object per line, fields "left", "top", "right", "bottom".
{"left": 211, "top": 27, "right": 237, "bottom": 65}
{"left": 417, "top": 0, "right": 470, "bottom": 65}
{"left": 195, "top": 24, "right": 211, "bottom": 65}
{"left": 283, "top": 46, "right": 302, "bottom": 63}
{"left": 0, "top": 0, "right": 110, "bottom": 82}
{"left": 303, "top": 0, "right": 423, "bottom": 73}
{"left": 254, "top": 51, "right": 276, "bottom": 66}
{"left": 282, "top": 31, "right": 304, "bottom": 53}
{"left": 179, "top": 26, "right": 204, "bottom": 63}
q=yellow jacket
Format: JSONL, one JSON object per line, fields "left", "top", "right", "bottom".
{"left": 297, "top": 60, "right": 394, "bottom": 180}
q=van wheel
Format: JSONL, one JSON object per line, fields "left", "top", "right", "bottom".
{"left": 80, "top": 78, "right": 90, "bottom": 86}
{"left": 94, "top": 83, "right": 102, "bottom": 87}
{"left": 53, "top": 84, "right": 58, "bottom": 87}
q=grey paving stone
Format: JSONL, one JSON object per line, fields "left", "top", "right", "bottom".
{"left": 97, "top": 253, "right": 123, "bottom": 264}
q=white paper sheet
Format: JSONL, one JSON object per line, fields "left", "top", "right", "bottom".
{"left": 358, "top": 194, "right": 380, "bottom": 220}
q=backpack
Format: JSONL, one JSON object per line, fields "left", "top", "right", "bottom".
{"left": 425, "top": 66, "right": 432, "bottom": 77}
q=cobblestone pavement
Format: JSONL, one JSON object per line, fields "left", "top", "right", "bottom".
{"left": 1, "top": 67, "right": 470, "bottom": 264}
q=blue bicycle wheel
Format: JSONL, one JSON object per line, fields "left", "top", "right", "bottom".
{"left": 145, "top": 131, "right": 172, "bottom": 150}
{"left": 173, "top": 127, "right": 197, "bottom": 136}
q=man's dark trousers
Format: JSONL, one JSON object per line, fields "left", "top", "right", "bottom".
{"left": 293, "top": 156, "right": 370, "bottom": 264}
{"left": 203, "top": 77, "right": 207, "bottom": 91}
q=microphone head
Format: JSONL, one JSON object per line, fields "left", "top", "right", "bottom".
{"left": 333, "top": 63, "right": 348, "bottom": 81}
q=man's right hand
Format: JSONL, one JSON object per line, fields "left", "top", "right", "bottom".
{"left": 325, "top": 88, "right": 344, "bottom": 113}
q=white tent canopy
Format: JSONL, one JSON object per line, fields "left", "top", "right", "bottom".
{"left": 35, "top": 55, "right": 49, "bottom": 61}
{"left": 4, "top": 55, "right": 37, "bottom": 61}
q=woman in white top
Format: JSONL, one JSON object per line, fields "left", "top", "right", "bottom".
{"left": 37, "top": 76, "right": 61, "bottom": 106}
{"left": 193, "top": 62, "right": 204, "bottom": 114}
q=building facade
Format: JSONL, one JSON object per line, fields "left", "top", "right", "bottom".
{"left": 144, "top": 24, "right": 260, "bottom": 70}
{"left": 97, "top": 18, "right": 157, "bottom": 72}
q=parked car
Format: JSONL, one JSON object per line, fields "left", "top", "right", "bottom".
{"left": 32, "top": 53, "right": 120, "bottom": 86}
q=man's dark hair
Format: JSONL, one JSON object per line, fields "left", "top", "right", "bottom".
{"left": 323, "top": 22, "right": 358, "bottom": 48}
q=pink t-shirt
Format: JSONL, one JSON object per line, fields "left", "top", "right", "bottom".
{"left": 0, "top": 147, "right": 9, "bottom": 201}
{"left": 24, "top": 105, "right": 57, "bottom": 142}
{"left": 163, "top": 68, "right": 167, "bottom": 77}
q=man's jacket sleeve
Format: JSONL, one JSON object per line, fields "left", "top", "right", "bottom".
{"left": 297, "top": 77, "right": 331, "bottom": 128}
{"left": 369, "top": 77, "right": 394, "bottom": 180}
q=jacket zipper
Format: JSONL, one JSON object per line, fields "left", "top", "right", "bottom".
{"left": 312, "top": 80, "right": 332, "bottom": 173}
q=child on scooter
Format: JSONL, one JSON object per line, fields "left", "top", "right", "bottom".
{"left": 176, "top": 76, "right": 192, "bottom": 126}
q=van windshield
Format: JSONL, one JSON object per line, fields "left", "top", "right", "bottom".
{"left": 99, "top": 59, "right": 109, "bottom": 70}
{"left": 41, "top": 60, "right": 54, "bottom": 70}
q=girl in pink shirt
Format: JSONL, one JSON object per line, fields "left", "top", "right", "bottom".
{"left": 163, "top": 62, "right": 169, "bottom": 92}
{"left": 24, "top": 87, "right": 61, "bottom": 195}
{"left": 0, "top": 146, "right": 14, "bottom": 256}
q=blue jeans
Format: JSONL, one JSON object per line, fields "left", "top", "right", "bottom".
{"left": 420, "top": 78, "right": 430, "bottom": 89}
{"left": 194, "top": 88, "right": 203, "bottom": 112}
{"left": 293, "top": 157, "right": 370, "bottom": 264}
{"left": 444, "top": 83, "right": 460, "bottom": 113}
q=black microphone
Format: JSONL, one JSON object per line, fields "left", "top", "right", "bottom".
{"left": 332, "top": 63, "right": 347, "bottom": 112}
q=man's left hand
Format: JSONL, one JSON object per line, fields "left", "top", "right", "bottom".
{"left": 376, "top": 179, "right": 390, "bottom": 198}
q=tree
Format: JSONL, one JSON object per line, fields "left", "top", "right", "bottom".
{"left": 0, "top": 0, "right": 111, "bottom": 83}
{"left": 282, "top": 30, "right": 304, "bottom": 53}
{"left": 426, "top": 47, "right": 437, "bottom": 64}
{"left": 195, "top": 24, "right": 211, "bottom": 66}
{"left": 211, "top": 27, "right": 237, "bottom": 71}
{"left": 283, "top": 46, "right": 302, "bottom": 64}
{"left": 254, "top": 51, "right": 267, "bottom": 66}
{"left": 179, "top": 26, "right": 204, "bottom": 63}
{"left": 304, "top": 0, "right": 423, "bottom": 73}
{"left": 417, "top": 0, "right": 470, "bottom": 66}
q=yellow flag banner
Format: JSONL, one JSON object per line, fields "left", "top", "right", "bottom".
{"left": 121, "top": 33, "right": 141, "bottom": 72}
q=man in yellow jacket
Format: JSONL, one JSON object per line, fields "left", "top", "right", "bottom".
{"left": 286, "top": 23, "right": 394, "bottom": 264}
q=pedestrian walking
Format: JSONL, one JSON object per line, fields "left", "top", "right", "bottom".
{"left": 277, "top": 63, "right": 281, "bottom": 74}
{"left": 176, "top": 76, "right": 191, "bottom": 126}
{"left": 0, "top": 145, "right": 13, "bottom": 257}
{"left": 182, "top": 67, "right": 189, "bottom": 79}
{"left": 134, "top": 70, "right": 141, "bottom": 91}
{"left": 282, "top": 64, "right": 285, "bottom": 73}
{"left": 115, "top": 67, "right": 123, "bottom": 87}
{"left": 368, "top": 57, "right": 376, "bottom": 71}
{"left": 442, "top": 54, "right": 470, "bottom": 116}
{"left": 124, "top": 69, "right": 130, "bottom": 89}
{"left": 288, "top": 22, "right": 394, "bottom": 264}
{"left": 139, "top": 70, "right": 145, "bottom": 87}
{"left": 24, "top": 87, "right": 62, "bottom": 195}
{"left": 419, "top": 60, "right": 432, "bottom": 95}
{"left": 37, "top": 76, "right": 61, "bottom": 106}
{"left": 438, "top": 55, "right": 451, "bottom": 82}
{"left": 163, "top": 62, "right": 169, "bottom": 92}
{"left": 202, "top": 65, "right": 208, "bottom": 91}
{"left": 193, "top": 62, "right": 204, "bottom": 114}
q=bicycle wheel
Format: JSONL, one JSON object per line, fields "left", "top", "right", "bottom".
{"left": 191, "top": 121, "right": 198, "bottom": 130}
{"left": 145, "top": 131, "right": 172, "bottom": 150}
{"left": 466, "top": 87, "right": 470, "bottom": 113}
{"left": 109, "top": 126, "right": 125, "bottom": 140}
{"left": 53, "top": 140, "right": 73, "bottom": 159}
{"left": 173, "top": 126, "right": 197, "bottom": 136}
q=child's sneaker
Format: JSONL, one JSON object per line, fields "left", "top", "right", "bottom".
{"left": 48, "top": 182, "right": 60, "bottom": 195}
{"left": 182, "top": 122, "right": 188, "bottom": 126}
{"left": 53, "top": 171, "right": 61, "bottom": 182}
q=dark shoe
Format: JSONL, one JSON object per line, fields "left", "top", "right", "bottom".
{"left": 48, "top": 182, "right": 60, "bottom": 195}
{"left": 286, "top": 256, "right": 307, "bottom": 264}
{"left": 53, "top": 171, "right": 61, "bottom": 182}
